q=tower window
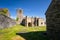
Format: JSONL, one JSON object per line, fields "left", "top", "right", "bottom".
{"left": 19, "top": 10, "right": 22, "bottom": 13}
{"left": 41, "top": 22, "right": 43, "bottom": 25}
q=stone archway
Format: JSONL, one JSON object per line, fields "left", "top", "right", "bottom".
{"left": 28, "top": 22, "right": 32, "bottom": 27}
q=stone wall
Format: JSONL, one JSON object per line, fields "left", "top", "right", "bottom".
{"left": 46, "top": 0, "right": 60, "bottom": 40}
{"left": 6, "top": 10, "right": 10, "bottom": 17}
{"left": 38, "top": 18, "right": 46, "bottom": 26}
{"left": 0, "top": 14, "right": 16, "bottom": 29}
{"left": 24, "top": 16, "right": 46, "bottom": 27}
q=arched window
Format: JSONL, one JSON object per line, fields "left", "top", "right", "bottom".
{"left": 41, "top": 22, "right": 43, "bottom": 25}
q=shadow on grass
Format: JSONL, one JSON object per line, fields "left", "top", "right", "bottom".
{"left": 16, "top": 31, "right": 48, "bottom": 40}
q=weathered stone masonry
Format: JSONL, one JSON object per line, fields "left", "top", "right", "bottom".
{"left": 0, "top": 8, "right": 16, "bottom": 29}
{"left": 17, "top": 9, "right": 46, "bottom": 27}
{"left": 46, "top": 0, "right": 60, "bottom": 40}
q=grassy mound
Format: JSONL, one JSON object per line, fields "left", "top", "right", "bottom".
{"left": 0, "top": 25, "right": 46, "bottom": 40}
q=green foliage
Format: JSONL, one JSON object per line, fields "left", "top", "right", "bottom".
{"left": 16, "top": 17, "right": 19, "bottom": 21}
{"left": 3, "top": 8, "right": 8, "bottom": 13}
{"left": 0, "top": 25, "right": 46, "bottom": 40}
{"left": 0, "top": 8, "right": 8, "bottom": 15}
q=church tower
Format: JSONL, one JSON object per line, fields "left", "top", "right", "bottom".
{"left": 17, "top": 8, "right": 23, "bottom": 24}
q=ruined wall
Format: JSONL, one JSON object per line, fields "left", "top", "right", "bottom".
{"left": 25, "top": 16, "right": 34, "bottom": 27}
{"left": 38, "top": 18, "right": 46, "bottom": 26}
{"left": 16, "top": 9, "right": 46, "bottom": 27}
{"left": 6, "top": 10, "right": 10, "bottom": 17}
{"left": 0, "top": 14, "right": 16, "bottom": 29}
{"left": 34, "top": 17, "right": 38, "bottom": 26}
{"left": 31, "top": 17, "right": 34, "bottom": 27}
{"left": 25, "top": 16, "right": 28, "bottom": 27}
{"left": 46, "top": 0, "right": 60, "bottom": 40}
{"left": 24, "top": 16, "right": 46, "bottom": 27}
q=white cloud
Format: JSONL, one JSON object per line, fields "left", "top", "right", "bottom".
{"left": 10, "top": 16, "right": 16, "bottom": 19}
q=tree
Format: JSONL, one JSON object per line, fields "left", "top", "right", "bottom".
{"left": 0, "top": 8, "right": 8, "bottom": 15}
{"left": 3, "top": 8, "right": 8, "bottom": 13}
{"left": 16, "top": 17, "right": 19, "bottom": 21}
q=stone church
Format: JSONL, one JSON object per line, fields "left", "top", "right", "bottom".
{"left": 17, "top": 9, "right": 46, "bottom": 27}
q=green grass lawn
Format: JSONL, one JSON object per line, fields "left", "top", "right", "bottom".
{"left": 0, "top": 25, "right": 46, "bottom": 40}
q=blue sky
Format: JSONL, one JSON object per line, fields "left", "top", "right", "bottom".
{"left": 0, "top": 0, "right": 51, "bottom": 19}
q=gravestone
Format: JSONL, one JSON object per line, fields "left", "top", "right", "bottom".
{"left": 45, "top": 0, "right": 60, "bottom": 40}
